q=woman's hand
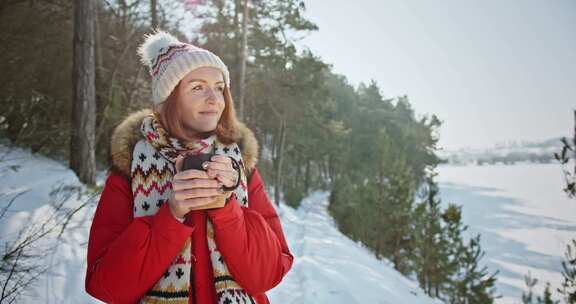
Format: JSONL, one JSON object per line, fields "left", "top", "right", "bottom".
{"left": 202, "top": 155, "right": 238, "bottom": 198}
{"left": 168, "top": 156, "right": 226, "bottom": 219}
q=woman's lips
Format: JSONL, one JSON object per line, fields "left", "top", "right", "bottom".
{"left": 199, "top": 111, "right": 218, "bottom": 115}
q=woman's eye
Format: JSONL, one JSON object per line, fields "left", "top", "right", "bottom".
{"left": 217, "top": 87, "right": 224, "bottom": 92}
{"left": 192, "top": 85, "right": 203, "bottom": 91}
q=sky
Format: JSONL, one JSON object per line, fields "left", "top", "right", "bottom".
{"left": 296, "top": 0, "right": 576, "bottom": 151}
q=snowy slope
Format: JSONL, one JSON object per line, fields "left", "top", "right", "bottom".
{"left": 268, "top": 192, "right": 443, "bottom": 304}
{"left": 0, "top": 145, "right": 99, "bottom": 304}
{"left": 0, "top": 144, "right": 441, "bottom": 304}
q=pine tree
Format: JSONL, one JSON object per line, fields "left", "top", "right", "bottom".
{"left": 523, "top": 273, "right": 560, "bottom": 304}
{"left": 441, "top": 204, "right": 468, "bottom": 302}
{"left": 377, "top": 155, "right": 415, "bottom": 274}
{"left": 412, "top": 172, "right": 499, "bottom": 303}
{"left": 555, "top": 110, "right": 576, "bottom": 303}
{"left": 554, "top": 109, "right": 576, "bottom": 198}
{"left": 328, "top": 175, "right": 361, "bottom": 240}
{"left": 541, "top": 283, "right": 560, "bottom": 304}
{"left": 442, "top": 204, "right": 498, "bottom": 304}
{"left": 453, "top": 235, "right": 498, "bottom": 304}
{"left": 412, "top": 172, "right": 450, "bottom": 298}
{"left": 523, "top": 272, "right": 538, "bottom": 304}
{"left": 558, "top": 240, "right": 576, "bottom": 303}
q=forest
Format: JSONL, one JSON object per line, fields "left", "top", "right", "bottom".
{"left": 2, "top": 1, "right": 573, "bottom": 303}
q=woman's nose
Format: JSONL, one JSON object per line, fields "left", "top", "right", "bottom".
{"left": 204, "top": 87, "right": 217, "bottom": 102}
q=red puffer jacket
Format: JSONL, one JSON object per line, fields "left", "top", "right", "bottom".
{"left": 85, "top": 167, "right": 293, "bottom": 304}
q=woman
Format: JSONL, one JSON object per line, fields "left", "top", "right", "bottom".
{"left": 85, "top": 30, "right": 294, "bottom": 304}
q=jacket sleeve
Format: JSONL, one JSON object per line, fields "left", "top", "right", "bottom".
{"left": 206, "top": 167, "right": 294, "bottom": 295}
{"left": 85, "top": 171, "right": 195, "bottom": 303}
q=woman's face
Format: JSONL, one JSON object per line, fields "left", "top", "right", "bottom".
{"left": 175, "top": 66, "right": 226, "bottom": 138}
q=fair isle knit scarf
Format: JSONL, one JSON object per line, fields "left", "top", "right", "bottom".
{"left": 130, "top": 113, "right": 255, "bottom": 304}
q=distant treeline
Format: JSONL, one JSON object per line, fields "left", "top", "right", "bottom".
{"left": 445, "top": 152, "right": 556, "bottom": 166}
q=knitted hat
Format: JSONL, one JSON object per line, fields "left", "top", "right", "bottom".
{"left": 137, "top": 30, "right": 231, "bottom": 105}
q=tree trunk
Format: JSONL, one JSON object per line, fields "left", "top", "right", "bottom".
{"left": 304, "top": 158, "right": 310, "bottom": 193}
{"left": 232, "top": 0, "right": 240, "bottom": 101}
{"left": 150, "top": 0, "right": 158, "bottom": 29}
{"left": 237, "top": 0, "right": 249, "bottom": 121}
{"left": 328, "top": 154, "right": 335, "bottom": 183}
{"left": 393, "top": 235, "right": 401, "bottom": 271}
{"left": 273, "top": 117, "right": 286, "bottom": 206}
{"left": 70, "top": 0, "right": 96, "bottom": 186}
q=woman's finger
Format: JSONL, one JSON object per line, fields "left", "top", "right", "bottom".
{"left": 175, "top": 155, "right": 185, "bottom": 172}
{"left": 175, "top": 188, "right": 223, "bottom": 201}
{"left": 207, "top": 169, "right": 237, "bottom": 187}
{"left": 203, "top": 160, "right": 231, "bottom": 171}
{"left": 207, "top": 167, "right": 236, "bottom": 179}
{"left": 210, "top": 155, "right": 232, "bottom": 164}
{"left": 174, "top": 168, "right": 211, "bottom": 181}
{"left": 172, "top": 178, "right": 221, "bottom": 191}
{"left": 181, "top": 196, "right": 222, "bottom": 209}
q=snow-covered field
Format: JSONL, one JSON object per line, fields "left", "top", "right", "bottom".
{"left": 0, "top": 144, "right": 440, "bottom": 304}
{"left": 437, "top": 163, "right": 576, "bottom": 304}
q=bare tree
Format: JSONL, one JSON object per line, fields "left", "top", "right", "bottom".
{"left": 236, "top": 0, "right": 250, "bottom": 121}
{"left": 150, "top": 0, "right": 158, "bottom": 29}
{"left": 70, "top": 0, "right": 96, "bottom": 186}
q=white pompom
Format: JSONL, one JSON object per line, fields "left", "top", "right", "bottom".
{"left": 137, "top": 30, "right": 181, "bottom": 68}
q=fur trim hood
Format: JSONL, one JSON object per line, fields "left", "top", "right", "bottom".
{"left": 109, "top": 109, "right": 259, "bottom": 177}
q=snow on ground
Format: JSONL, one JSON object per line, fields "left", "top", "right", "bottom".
{"left": 437, "top": 163, "right": 576, "bottom": 304}
{"left": 0, "top": 144, "right": 440, "bottom": 304}
{"left": 0, "top": 144, "right": 100, "bottom": 304}
{"left": 268, "top": 191, "right": 442, "bottom": 304}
